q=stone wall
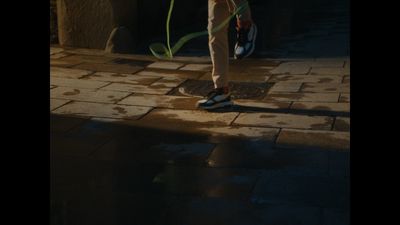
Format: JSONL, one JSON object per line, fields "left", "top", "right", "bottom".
{"left": 57, "top": 0, "right": 138, "bottom": 51}
{"left": 55, "top": 0, "right": 347, "bottom": 53}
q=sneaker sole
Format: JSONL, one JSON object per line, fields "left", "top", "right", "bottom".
{"left": 197, "top": 100, "right": 234, "bottom": 110}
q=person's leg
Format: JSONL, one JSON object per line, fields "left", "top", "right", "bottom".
{"left": 230, "top": 0, "right": 257, "bottom": 59}
{"left": 197, "top": 0, "right": 232, "bottom": 109}
{"left": 229, "top": 0, "right": 252, "bottom": 25}
{"left": 209, "top": 0, "right": 230, "bottom": 89}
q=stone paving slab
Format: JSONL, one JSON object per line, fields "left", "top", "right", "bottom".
{"left": 165, "top": 197, "right": 256, "bottom": 225}
{"left": 265, "top": 92, "right": 340, "bottom": 103}
{"left": 276, "top": 129, "right": 350, "bottom": 150}
{"left": 100, "top": 83, "right": 173, "bottom": 95}
{"left": 329, "top": 151, "right": 350, "bottom": 177}
{"left": 81, "top": 71, "right": 160, "bottom": 85}
{"left": 62, "top": 47, "right": 106, "bottom": 56}
{"left": 50, "top": 59, "right": 82, "bottom": 68}
{"left": 50, "top": 98, "right": 71, "bottom": 111}
{"left": 136, "top": 69, "right": 203, "bottom": 80}
{"left": 314, "top": 57, "right": 348, "bottom": 62}
{"left": 50, "top": 114, "right": 89, "bottom": 132}
{"left": 227, "top": 64, "right": 250, "bottom": 73}
{"left": 333, "top": 117, "right": 350, "bottom": 131}
{"left": 147, "top": 61, "right": 185, "bottom": 70}
{"left": 149, "top": 142, "right": 215, "bottom": 165}
{"left": 150, "top": 77, "right": 186, "bottom": 88}
{"left": 199, "top": 72, "right": 269, "bottom": 82}
{"left": 344, "top": 60, "right": 350, "bottom": 69}
{"left": 268, "top": 75, "right": 343, "bottom": 83}
{"left": 323, "top": 208, "right": 349, "bottom": 225}
{"left": 107, "top": 58, "right": 155, "bottom": 67}
{"left": 310, "top": 60, "right": 345, "bottom": 68}
{"left": 74, "top": 62, "right": 143, "bottom": 74}
{"left": 118, "top": 93, "right": 200, "bottom": 110}
{"left": 268, "top": 82, "right": 303, "bottom": 93}
{"left": 50, "top": 47, "right": 64, "bottom": 55}
{"left": 50, "top": 46, "right": 350, "bottom": 225}
{"left": 339, "top": 93, "right": 350, "bottom": 103}
{"left": 51, "top": 87, "right": 132, "bottom": 104}
{"left": 163, "top": 196, "right": 268, "bottom": 225}
{"left": 199, "top": 126, "right": 279, "bottom": 141}
{"left": 207, "top": 140, "right": 330, "bottom": 175}
{"left": 230, "top": 58, "right": 281, "bottom": 67}
{"left": 53, "top": 101, "right": 153, "bottom": 120}
{"left": 301, "top": 83, "right": 350, "bottom": 93}
{"left": 234, "top": 99, "right": 291, "bottom": 110}
{"left": 270, "top": 62, "right": 311, "bottom": 75}
{"left": 252, "top": 205, "right": 321, "bottom": 225}
{"left": 310, "top": 67, "right": 349, "bottom": 75}
{"left": 291, "top": 102, "right": 350, "bottom": 113}
{"left": 50, "top": 67, "right": 94, "bottom": 79}
{"left": 251, "top": 171, "right": 348, "bottom": 208}
{"left": 61, "top": 54, "right": 115, "bottom": 64}
{"left": 179, "top": 64, "right": 213, "bottom": 72}
{"left": 87, "top": 126, "right": 214, "bottom": 165}
{"left": 152, "top": 165, "right": 261, "bottom": 199}
{"left": 66, "top": 118, "right": 127, "bottom": 141}
{"left": 140, "top": 109, "right": 239, "bottom": 127}
{"left": 162, "top": 55, "right": 212, "bottom": 64}
{"left": 51, "top": 133, "right": 112, "bottom": 158}
{"left": 50, "top": 77, "right": 110, "bottom": 89}
{"left": 50, "top": 52, "right": 70, "bottom": 59}
{"left": 343, "top": 76, "right": 350, "bottom": 84}
{"left": 245, "top": 65, "right": 276, "bottom": 75}
{"left": 233, "top": 112, "right": 333, "bottom": 130}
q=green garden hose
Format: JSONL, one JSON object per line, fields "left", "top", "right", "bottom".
{"left": 149, "top": 0, "right": 249, "bottom": 59}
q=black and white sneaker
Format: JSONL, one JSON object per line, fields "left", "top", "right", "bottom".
{"left": 234, "top": 23, "right": 257, "bottom": 59}
{"left": 196, "top": 88, "right": 233, "bottom": 110}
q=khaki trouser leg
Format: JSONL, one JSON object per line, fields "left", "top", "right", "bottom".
{"left": 208, "top": 0, "right": 252, "bottom": 89}
{"left": 208, "top": 0, "right": 230, "bottom": 89}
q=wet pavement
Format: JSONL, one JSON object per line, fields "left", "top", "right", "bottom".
{"left": 50, "top": 1, "right": 349, "bottom": 223}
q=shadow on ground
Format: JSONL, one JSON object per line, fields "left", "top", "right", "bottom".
{"left": 51, "top": 112, "right": 349, "bottom": 225}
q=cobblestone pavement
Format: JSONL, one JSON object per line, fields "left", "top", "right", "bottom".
{"left": 50, "top": 46, "right": 349, "bottom": 225}
{"left": 50, "top": 1, "right": 350, "bottom": 225}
